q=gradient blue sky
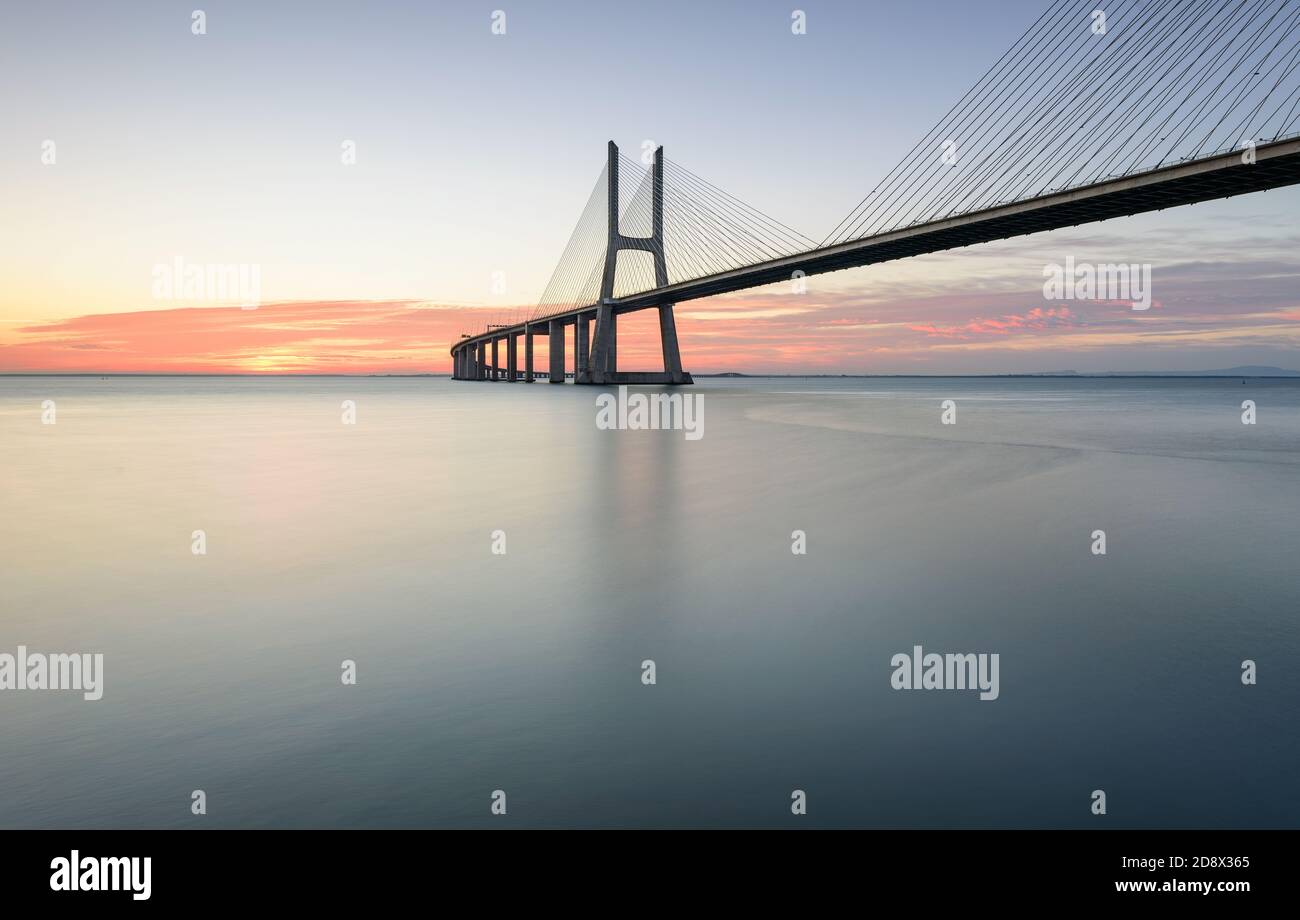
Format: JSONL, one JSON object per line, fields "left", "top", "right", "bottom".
{"left": 3, "top": 0, "right": 1298, "bottom": 373}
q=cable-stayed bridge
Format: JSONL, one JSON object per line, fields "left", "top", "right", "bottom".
{"left": 452, "top": 0, "right": 1300, "bottom": 385}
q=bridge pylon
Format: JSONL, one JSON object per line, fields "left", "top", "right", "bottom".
{"left": 584, "top": 141, "right": 691, "bottom": 385}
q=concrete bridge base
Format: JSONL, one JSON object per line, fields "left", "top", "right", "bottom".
{"left": 548, "top": 319, "right": 565, "bottom": 384}
{"left": 600, "top": 371, "right": 694, "bottom": 385}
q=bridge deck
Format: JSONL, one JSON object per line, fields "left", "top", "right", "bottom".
{"left": 454, "top": 137, "right": 1300, "bottom": 355}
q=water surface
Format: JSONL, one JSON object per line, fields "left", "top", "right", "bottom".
{"left": 2, "top": 376, "right": 1297, "bottom": 827}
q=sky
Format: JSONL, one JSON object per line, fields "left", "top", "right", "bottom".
{"left": 2, "top": 0, "right": 1298, "bottom": 374}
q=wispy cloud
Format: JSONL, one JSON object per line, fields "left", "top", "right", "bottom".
{"left": 909, "top": 306, "right": 1078, "bottom": 338}
{"left": 3, "top": 246, "right": 1297, "bottom": 374}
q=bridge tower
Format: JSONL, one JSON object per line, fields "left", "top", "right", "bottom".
{"left": 584, "top": 141, "right": 690, "bottom": 385}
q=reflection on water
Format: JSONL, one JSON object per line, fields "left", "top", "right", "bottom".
{"left": 1, "top": 376, "right": 1298, "bottom": 827}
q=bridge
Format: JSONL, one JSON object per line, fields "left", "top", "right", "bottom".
{"left": 452, "top": 0, "right": 1300, "bottom": 385}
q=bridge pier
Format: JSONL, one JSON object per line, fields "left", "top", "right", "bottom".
{"left": 548, "top": 319, "right": 565, "bottom": 383}
{"left": 507, "top": 333, "right": 518, "bottom": 381}
{"left": 659, "top": 303, "right": 687, "bottom": 383}
{"left": 580, "top": 302, "right": 690, "bottom": 386}
{"left": 579, "top": 143, "right": 691, "bottom": 385}
{"left": 476, "top": 341, "right": 486, "bottom": 380}
{"left": 489, "top": 338, "right": 498, "bottom": 380}
{"left": 587, "top": 304, "right": 622, "bottom": 383}
{"left": 575, "top": 314, "right": 590, "bottom": 381}
{"left": 524, "top": 324, "right": 534, "bottom": 382}
{"left": 606, "top": 313, "right": 616, "bottom": 373}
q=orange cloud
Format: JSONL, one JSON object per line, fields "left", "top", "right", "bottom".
{"left": 0, "top": 301, "right": 478, "bottom": 374}
{"left": 2, "top": 271, "right": 1296, "bottom": 376}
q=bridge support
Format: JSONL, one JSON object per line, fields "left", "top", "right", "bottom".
{"left": 659, "top": 304, "right": 686, "bottom": 382}
{"left": 575, "top": 314, "right": 590, "bottom": 380}
{"left": 548, "top": 319, "right": 565, "bottom": 383}
{"left": 451, "top": 141, "right": 693, "bottom": 385}
{"left": 584, "top": 141, "right": 689, "bottom": 385}
{"left": 524, "top": 324, "right": 534, "bottom": 382}
{"left": 605, "top": 313, "right": 616, "bottom": 373}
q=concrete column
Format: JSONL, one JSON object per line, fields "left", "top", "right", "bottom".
{"left": 589, "top": 301, "right": 611, "bottom": 383}
{"left": 490, "top": 338, "right": 499, "bottom": 380}
{"left": 600, "top": 141, "right": 620, "bottom": 302}
{"left": 524, "top": 324, "right": 534, "bottom": 382}
{"left": 659, "top": 304, "right": 684, "bottom": 381}
{"left": 477, "top": 341, "right": 486, "bottom": 380}
{"left": 652, "top": 147, "right": 666, "bottom": 281}
{"left": 575, "top": 314, "right": 590, "bottom": 380}
{"left": 606, "top": 312, "right": 617, "bottom": 373}
{"left": 549, "top": 319, "right": 565, "bottom": 383}
{"left": 454, "top": 349, "right": 463, "bottom": 379}
{"left": 507, "top": 334, "right": 518, "bottom": 382}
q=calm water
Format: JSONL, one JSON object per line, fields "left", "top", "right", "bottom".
{"left": 2, "top": 375, "right": 1298, "bottom": 828}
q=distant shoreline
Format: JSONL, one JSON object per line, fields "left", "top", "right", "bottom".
{"left": 3, "top": 371, "right": 1298, "bottom": 380}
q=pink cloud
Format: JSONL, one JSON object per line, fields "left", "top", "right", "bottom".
{"left": 910, "top": 306, "right": 1077, "bottom": 338}
{"left": 2, "top": 265, "right": 1296, "bottom": 375}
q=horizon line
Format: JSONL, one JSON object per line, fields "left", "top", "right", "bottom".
{"left": 3, "top": 372, "right": 1297, "bottom": 380}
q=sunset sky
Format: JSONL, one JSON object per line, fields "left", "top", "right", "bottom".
{"left": 3, "top": 0, "right": 1298, "bottom": 374}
